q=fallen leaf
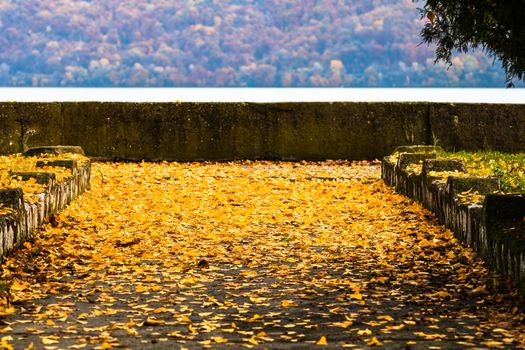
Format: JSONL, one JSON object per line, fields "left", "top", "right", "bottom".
{"left": 316, "top": 336, "right": 328, "bottom": 346}
{"left": 366, "top": 337, "right": 383, "bottom": 346}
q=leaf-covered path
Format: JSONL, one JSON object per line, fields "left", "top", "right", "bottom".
{"left": 2, "top": 161, "right": 524, "bottom": 349}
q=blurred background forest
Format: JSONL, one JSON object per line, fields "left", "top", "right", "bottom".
{"left": 0, "top": 0, "right": 509, "bottom": 87}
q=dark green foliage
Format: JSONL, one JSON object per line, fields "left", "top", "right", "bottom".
{"left": 418, "top": 0, "right": 525, "bottom": 84}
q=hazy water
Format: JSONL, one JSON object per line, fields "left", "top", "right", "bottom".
{"left": 0, "top": 88, "right": 523, "bottom": 103}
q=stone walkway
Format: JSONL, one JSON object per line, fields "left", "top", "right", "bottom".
{"left": 1, "top": 161, "right": 524, "bottom": 349}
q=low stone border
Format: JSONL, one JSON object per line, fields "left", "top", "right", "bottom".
{"left": 382, "top": 145, "right": 525, "bottom": 298}
{"left": 0, "top": 147, "right": 91, "bottom": 260}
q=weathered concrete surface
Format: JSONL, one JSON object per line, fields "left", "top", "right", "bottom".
{"left": 2, "top": 101, "right": 523, "bottom": 161}
{"left": 429, "top": 103, "right": 525, "bottom": 153}
{"left": 59, "top": 102, "right": 430, "bottom": 160}
{"left": 0, "top": 103, "right": 62, "bottom": 153}
{"left": 24, "top": 145, "right": 85, "bottom": 156}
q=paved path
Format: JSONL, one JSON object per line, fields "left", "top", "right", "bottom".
{"left": 1, "top": 161, "right": 524, "bottom": 349}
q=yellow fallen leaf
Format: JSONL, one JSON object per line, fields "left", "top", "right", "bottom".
{"left": 248, "top": 335, "right": 259, "bottom": 345}
{"left": 414, "top": 332, "right": 447, "bottom": 340}
{"left": 178, "top": 315, "right": 192, "bottom": 323}
{"left": 10, "top": 281, "right": 29, "bottom": 292}
{"left": 366, "top": 337, "right": 383, "bottom": 346}
{"left": 0, "top": 327, "right": 12, "bottom": 333}
{"left": 316, "top": 336, "right": 328, "bottom": 346}
{"left": 126, "top": 328, "right": 139, "bottom": 336}
{"left": 245, "top": 314, "right": 263, "bottom": 322}
{"left": 1, "top": 336, "right": 14, "bottom": 350}
{"left": 349, "top": 291, "right": 363, "bottom": 300}
{"left": 370, "top": 276, "right": 387, "bottom": 284}
{"left": 377, "top": 315, "right": 394, "bottom": 322}
{"left": 0, "top": 307, "right": 16, "bottom": 317}
{"left": 100, "top": 342, "right": 113, "bottom": 349}
{"left": 212, "top": 336, "right": 228, "bottom": 344}
{"left": 386, "top": 324, "right": 405, "bottom": 331}
{"left": 357, "top": 329, "right": 372, "bottom": 336}
{"left": 179, "top": 277, "right": 197, "bottom": 285}
{"left": 167, "top": 331, "right": 184, "bottom": 338}
{"left": 428, "top": 291, "right": 452, "bottom": 299}
{"left": 41, "top": 336, "right": 60, "bottom": 345}
{"left": 24, "top": 328, "right": 43, "bottom": 335}
{"left": 145, "top": 317, "right": 166, "bottom": 326}
{"left": 482, "top": 340, "right": 504, "bottom": 347}
{"left": 188, "top": 324, "right": 198, "bottom": 334}
{"left": 281, "top": 300, "right": 298, "bottom": 307}
{"left": 332, "top": 319, "right": 353, "bottom": 328}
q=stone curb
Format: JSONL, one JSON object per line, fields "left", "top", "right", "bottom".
{"left": 0, "top": 148, "right": 91, "bottom": 260}
{"left": 381, "top": 146, "right": 525, "bottom": 298}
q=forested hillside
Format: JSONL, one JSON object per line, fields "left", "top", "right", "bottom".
{"left": 0, "top": 0, "right": 508, "bottom": 87}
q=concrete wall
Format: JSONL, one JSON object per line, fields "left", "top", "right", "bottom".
{"left": 1, "top": 102, "right": 524, "bottom": 160}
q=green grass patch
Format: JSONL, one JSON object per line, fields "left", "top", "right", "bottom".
{"left": 438, "top": 150, "right": 525, "bottom": 194}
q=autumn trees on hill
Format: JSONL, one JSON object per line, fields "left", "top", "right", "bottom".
{"left": 0, "top": 0, "right": 508, "bottom": 87}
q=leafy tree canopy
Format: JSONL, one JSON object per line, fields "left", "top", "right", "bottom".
{"left": 418, "top": 0, "right": 525, "bottom": 85}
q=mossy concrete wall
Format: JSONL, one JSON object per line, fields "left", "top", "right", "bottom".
{"left": 1, "top": 102, "right": 524, "bottom": 160}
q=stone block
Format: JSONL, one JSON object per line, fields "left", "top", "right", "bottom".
{"left": 0, "top": 188, "right": 23, "bottom": 255}
{"left": 395, "top": 153, "right": 436, "bottom": 196}
{"left": 381, "top": 156, "right": 396, "bottom": 187}
{"left": 421, "top": 159, "right": 468, "bottom": 211}
{"left": 483, "top": 195, "right": 525, "bottom": 295}
{"left": 397, "top": 153, "right": 437, "bottom": 171}
{"left": 10, "top": 172, "right": 56, "bottom": 186}
{"left": 36, "top": 159, "right": 77, "bottom": 170}
{"left": 0, "top": 188, "right": 24, "bottom": 210}
{"left": 446, "top": 176, "right": 500, "bottom": 198}
{"left": 422, "top": 159, "right": 467, "bottom": 176}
